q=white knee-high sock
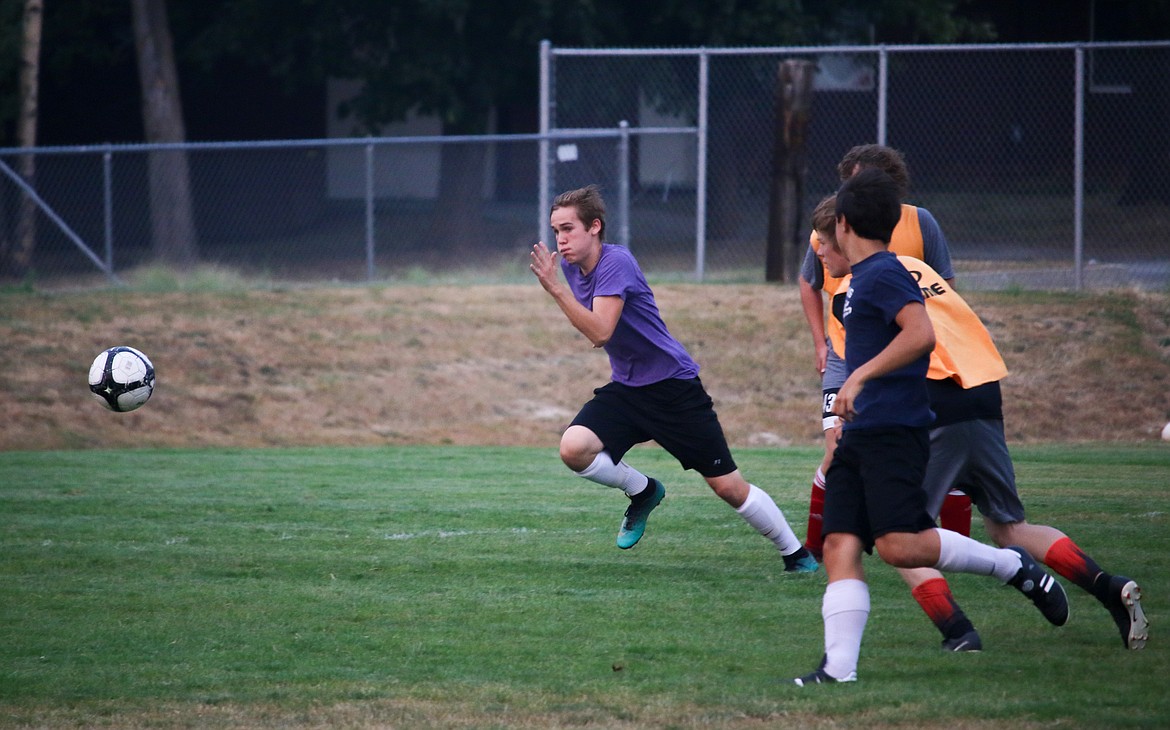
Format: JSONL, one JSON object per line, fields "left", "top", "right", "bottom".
{"left": 736, "top": 484, "right": 802, "bottom": 555}
{"left": 574, "top": 451, "right": 649, "bottom": 497}
{"left": 823, "top": 578, "right": 869, "bottom": 680}
{"left": 933, "top": 528, "right": 1023, "bottom": 582}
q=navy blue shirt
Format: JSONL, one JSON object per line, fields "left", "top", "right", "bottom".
{"left": 841, "top": 251, "right": 933, "bottom": 430}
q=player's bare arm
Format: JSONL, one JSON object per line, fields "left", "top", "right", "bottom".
{"left": 833, "top": 301, "right": 935, "bottom": 421}
{"left": 798, "top": 275, "right": 829, "bottom": 374}
{"left": 529, "top": 242, "right": 624, "bottom": 348}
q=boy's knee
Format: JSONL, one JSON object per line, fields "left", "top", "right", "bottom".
{"left": 875, "top": 534, "right": 923, "bottom": 567}
{"left": 559, "top": 426, "right": 599, "bottom": 471}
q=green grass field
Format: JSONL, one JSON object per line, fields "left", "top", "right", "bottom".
{"left": 1, "top": 444, "right": 1167, "bottom": 728}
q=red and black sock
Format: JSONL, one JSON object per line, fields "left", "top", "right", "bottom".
{"left": 804, "top": 471, "right": 826, "bottom": 561}
{"left": 912, "top": 577, "right": 976, "bottom": 640}
{"left": 1044, "top": 536, "right": 1111, "bottom": 603}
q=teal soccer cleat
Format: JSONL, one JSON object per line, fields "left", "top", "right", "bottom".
{"left": 783, "top": 547, "right": 820, "bottom": 573}
{"left": 616, "top": 478, "right": 665, "bottom": 549}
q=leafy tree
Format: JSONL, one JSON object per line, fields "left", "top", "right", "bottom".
{"left": 5, "top": 0, "right": 1170, "bottom": 145}
{"left": 183, "top": 1, "right": 994, "bottom": 138}
{"left": 176, "top": 0, "right": 995, "bottom": 238}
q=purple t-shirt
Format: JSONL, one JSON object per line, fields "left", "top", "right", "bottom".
{"left": 562, "top": 244, "right": 699, "bottom": 386}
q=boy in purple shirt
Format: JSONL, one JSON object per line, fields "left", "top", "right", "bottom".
{"left": 530, "top": 185, "right": 817, "bottom": 572}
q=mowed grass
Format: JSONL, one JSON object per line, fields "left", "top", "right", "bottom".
{"left": 1, "top": 444, "right": 1167, "bottom": 728}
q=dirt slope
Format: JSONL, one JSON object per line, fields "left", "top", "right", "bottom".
{"left": 2, "top": 284, "right": 1169, "bottom": 451}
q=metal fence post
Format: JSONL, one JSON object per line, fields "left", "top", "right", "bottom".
{"left": 617, "top": 120, "right": 630, "bottom": 248}
{"left": 1074, "top": 45, "right": 1085, "bottom": 291}
{"left": 0, "top": 156, "right": 118, "bottom": 283}
{"left": 103, "top": 149, "right": 113, "bottom": 275}
{"left": 539, "top": 40, "right": 552, "bottom": 247}
{"left": 365, "top": 139, "right": 375, "bottom": 281}
{"left": 696, "top": 48, "right": 709, "bottom": 281}
{"left": 877, "top": 46, "right": 889, "bottom": 145}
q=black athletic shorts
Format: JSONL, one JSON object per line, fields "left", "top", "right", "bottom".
{"left": 570, "top": 378, "right": 737, "bottom": 478}
{"left": 823, "top": 425, "right": 937, "bottom": 552}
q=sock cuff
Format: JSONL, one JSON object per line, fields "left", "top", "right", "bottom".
{"left": 824, "top": 578, "right": 870, "bottom": 615}
{"left": 574, "top": 451, "right": 648, "bottom": 496}
{"left": 735, "top": 484, "right": 764, "bottom": 515}
{"left": 813, "top": 468, "right": 826, "bottom": 489}
{"left": 911, "top": 576, "right": 950, "bottom": 600}
{"left": 1042, "top": 535, "right": 1075, "bottom": 564}
{"left": 574, "top": 451, "right": 612, "bottom": 480}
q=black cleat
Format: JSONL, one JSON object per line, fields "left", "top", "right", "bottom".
{"left": 941, "top": 628, "right": 983, "bottom": 652}
{"left": 1007, "top": 546, "right": 1070, "bottom": 627}
{"left": 791, "top": 655, "right": 857, "bottom": 686}
{"left": 1106, "top": 576, "right": 1148, "bottom": 650}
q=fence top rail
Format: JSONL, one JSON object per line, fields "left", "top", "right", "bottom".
{"left": 0, "top": 126, "right": 696, "bottom": 157}
{"left": 549, "top": 39, "right": 1170, "bottom": 56}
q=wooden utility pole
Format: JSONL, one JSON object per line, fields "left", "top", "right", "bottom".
{"left": 765, "top": 59, "right": 816, "bottom": 283}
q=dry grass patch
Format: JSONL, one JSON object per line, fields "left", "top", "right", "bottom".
{"left": 1, "top": 285, "right": 1168, "bottom": 451}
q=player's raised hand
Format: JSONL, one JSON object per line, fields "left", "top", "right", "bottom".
{"left": 529, "top": 242, "right": 560, "bottom": 291}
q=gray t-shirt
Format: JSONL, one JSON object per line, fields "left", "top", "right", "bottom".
{"left": 800, "top": 206, "right": 953, "bottom": 286}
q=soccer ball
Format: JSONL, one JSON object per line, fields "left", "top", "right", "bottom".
{"left": 88, "top": 346, "right": 155, "bottom": 412}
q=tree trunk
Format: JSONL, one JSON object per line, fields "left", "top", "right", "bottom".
{"left": 2, "top": 0, "right": 42, "bottom": 279}
{"left": 131, "top": 0, "right": 199, "bottom": 269}
{"left": 765, "top": 60, "right": 816, "bottom": 283}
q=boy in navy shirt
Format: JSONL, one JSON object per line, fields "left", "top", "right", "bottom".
{"left": 793, "top": 169, "right": 1070, "bottom": 686}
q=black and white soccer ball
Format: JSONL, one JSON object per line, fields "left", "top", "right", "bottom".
{"left": 88, "top": 346, "right": 155, "bottom": 412}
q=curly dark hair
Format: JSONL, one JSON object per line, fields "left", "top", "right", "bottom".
{"left": 837, "top": 144, "right": 910, "bottom": 200}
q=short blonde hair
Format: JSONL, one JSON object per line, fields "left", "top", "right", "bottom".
{"left": 811, "top": 194, "right": 837, "bottom": 246}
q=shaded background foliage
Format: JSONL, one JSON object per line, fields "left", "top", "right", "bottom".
{"left": 0, "top": 0, "right": 1166, "bottom": 147}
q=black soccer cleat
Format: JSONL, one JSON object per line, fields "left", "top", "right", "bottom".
{"left": 1007, "top": 546, "right": 1070, "bottom": 627}
{"left": 1106, "top": 576, "right": 1148, "bottom": 650}
{"left": 791, "top": 655, "right": 857, "bottom": 686}
{"left": 941, "top": 628, "right": 983, "bottom": 652}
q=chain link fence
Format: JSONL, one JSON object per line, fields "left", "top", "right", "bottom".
{"left": 545, "top": 40, "right": 1170, "bottom": 289}
{"left": 0, "top": 136, "right": 549, "bottom": 288}
{"left": 1, "top": 41, "right": 1167, "bottom": 291}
